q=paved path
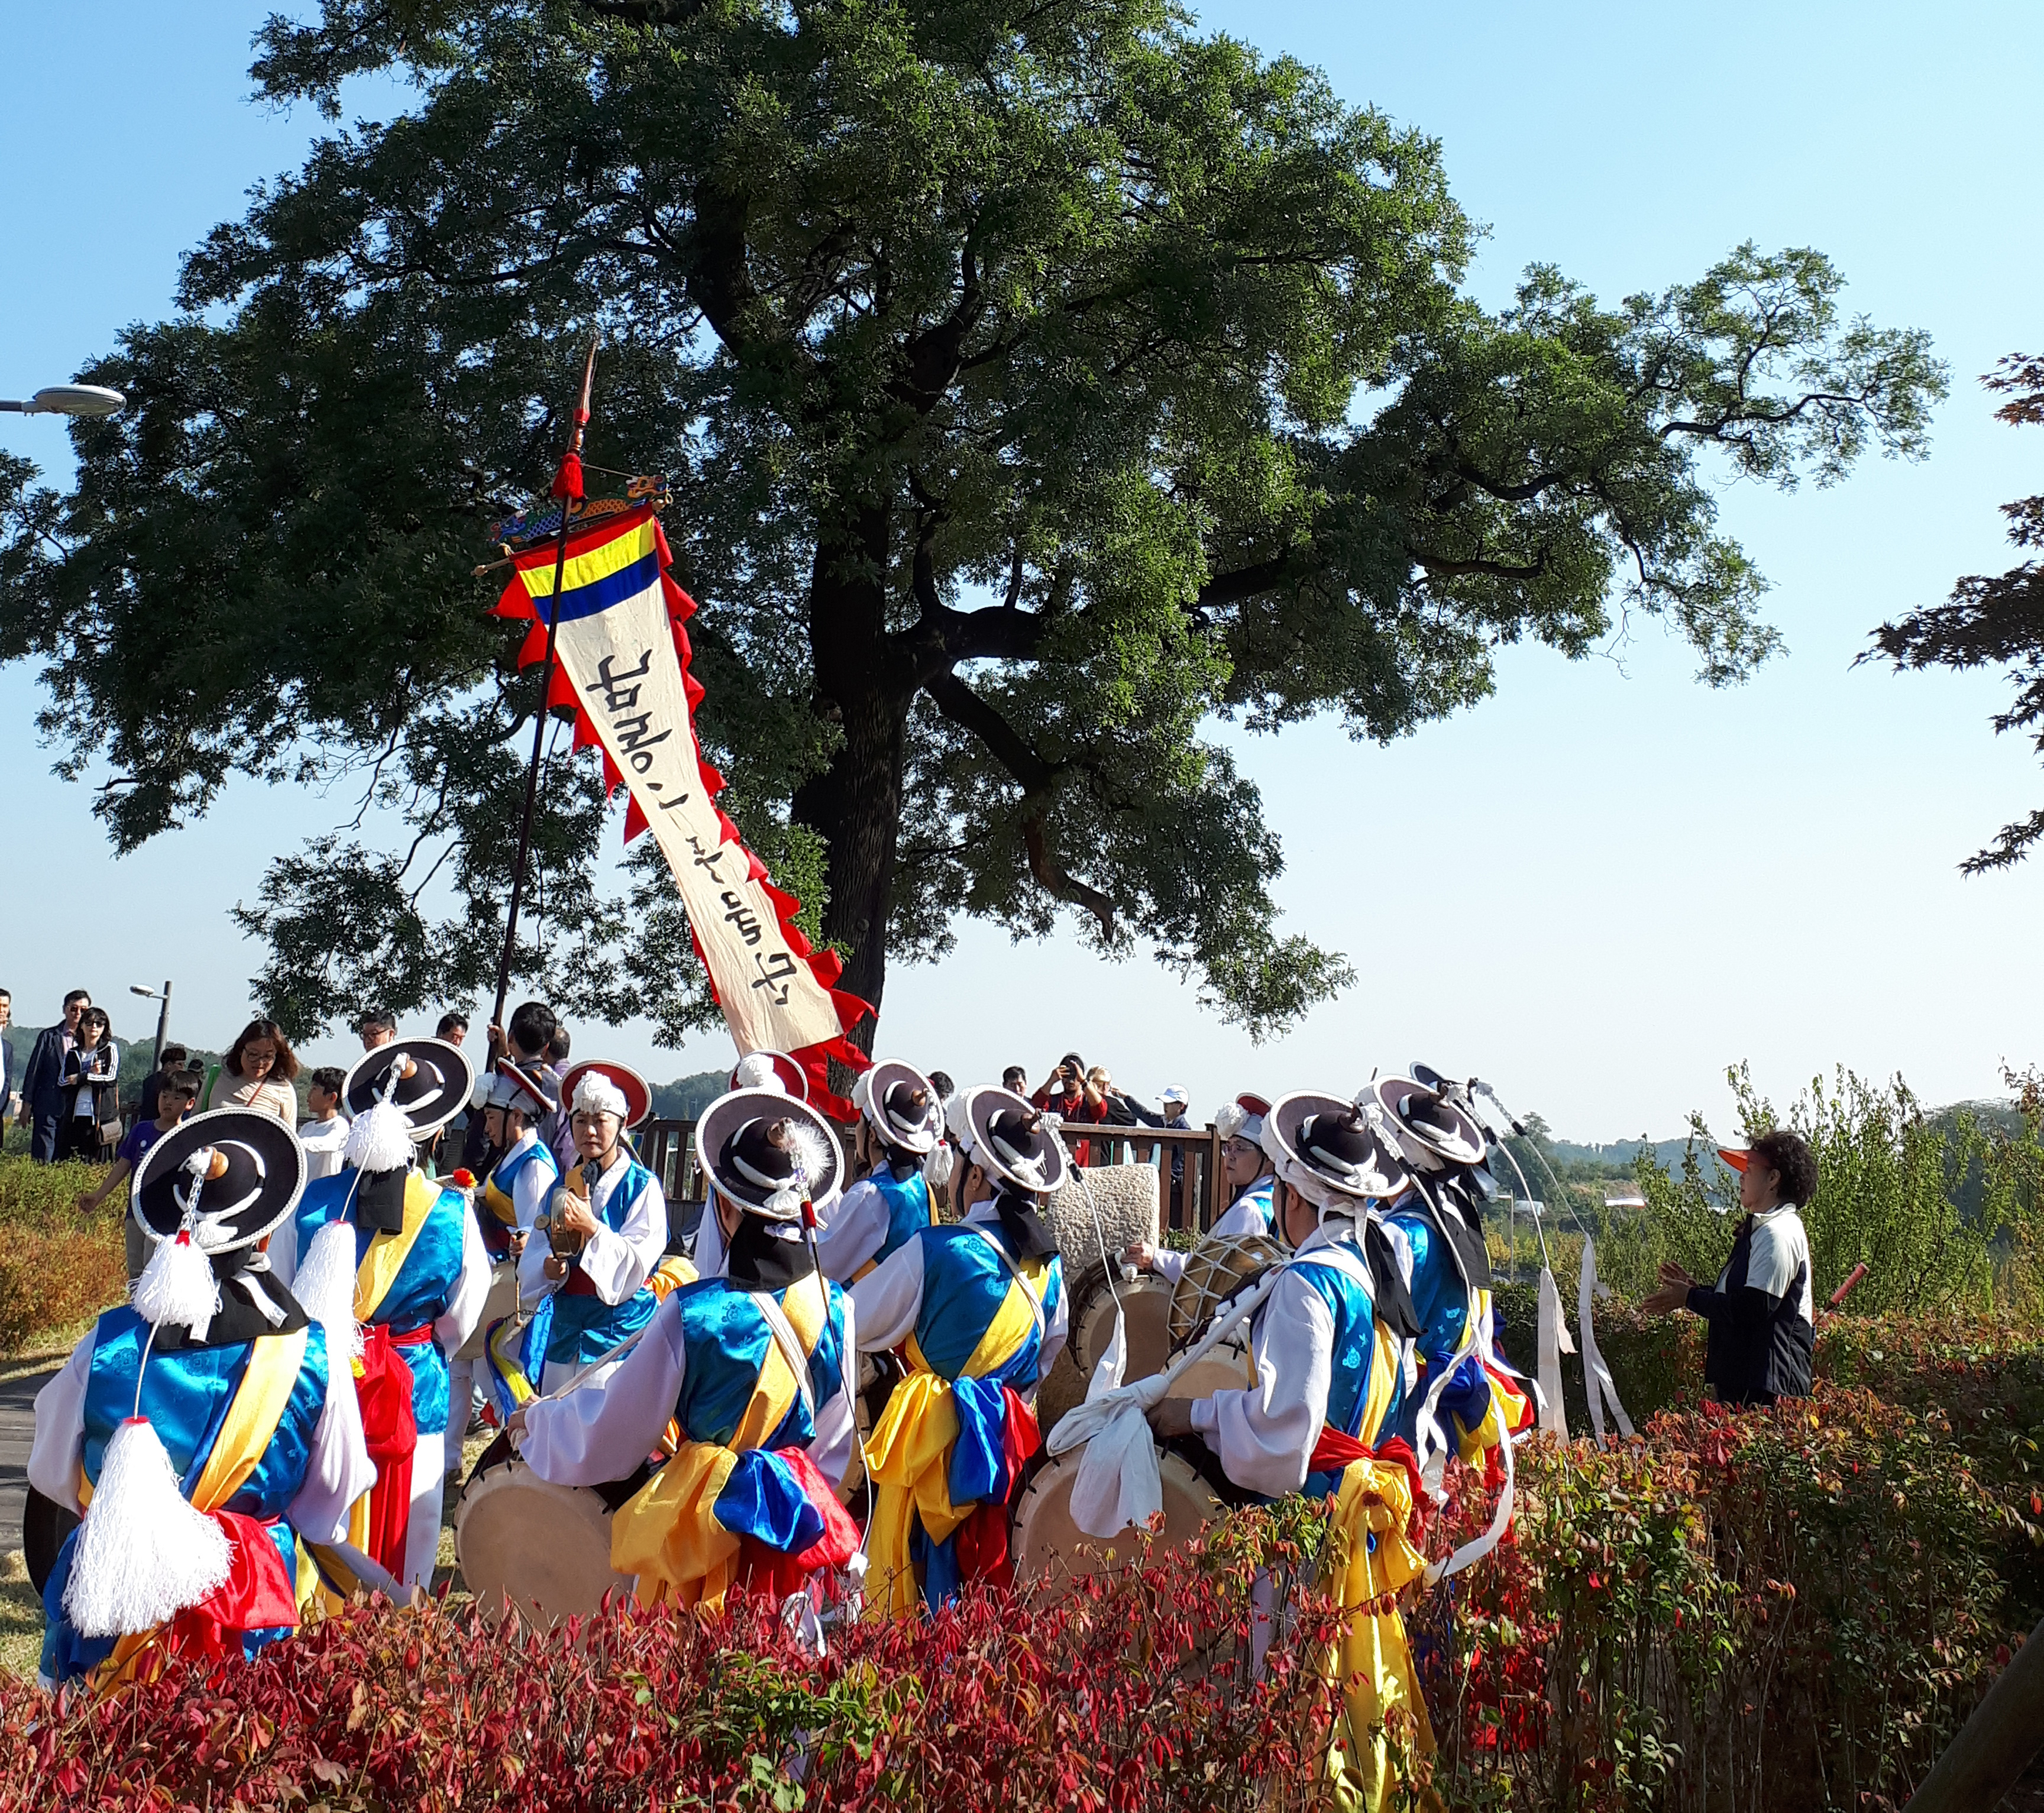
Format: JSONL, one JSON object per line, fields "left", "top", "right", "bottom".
{"left": 0, "top": 1365, "right": 57, "bottom": 1553}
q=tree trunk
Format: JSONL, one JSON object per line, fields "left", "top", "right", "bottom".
{"left": 790, "top": 503, "right": 909, "bottom": 1056}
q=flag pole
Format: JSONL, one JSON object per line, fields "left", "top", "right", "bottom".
{"left": 491, "top": 334, "right": 600, "bottom": 1041}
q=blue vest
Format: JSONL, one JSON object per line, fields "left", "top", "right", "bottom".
{"left": 866, "top": 1165, "right": 933, "bottom": 1271}
{"left": 41, "top": 1310, "right": 332, "bottom": 1683}
{"left": 908, "top": 1222, "right": 1063, "bottom": 1391}
{"left": 1269, "top": 1245, "right": 1385, "bottom": 1498}
{"left": 294, "top": 1168, "right": 468, "bottom": 1432}
{"left": 1229, "top": 1176, "right": 1276, "bottom": 1236}
{"left": 671, "top": 1274, "right": 851, "bottom": 1452}
{"left": 480, "top": 1135, "right": 558, "bottom": 1257}
{"left": 536, "top": 1157, "right": 661, "bottom": 1370}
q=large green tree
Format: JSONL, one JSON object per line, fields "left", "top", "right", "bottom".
{"left": 0, "top": 0, "right": 1944, "bottom": 1045}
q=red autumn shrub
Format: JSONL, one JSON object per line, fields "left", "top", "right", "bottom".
{"left": 0, "top": 1507, "right": 1347, "bottom": 1813}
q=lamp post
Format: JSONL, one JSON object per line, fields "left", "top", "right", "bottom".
{"left": 129, "top": 982, "right": 172, "bottom": 1073}
{"left": 0, "top": 385, "right": 125, "bottom": 416}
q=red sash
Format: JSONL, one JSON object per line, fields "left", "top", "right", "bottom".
{"left": 157, "top": 1511, "right": 302, "bottom": 1663}
{"left": 1309, "top": 1427, "right": 1427, "bottom": 1542}
{"left": 356, "top": 1323, "right": 432, "bottom": 1576}
{"left": 951, "top": 1385, "right": 1042, "bottom": 1592}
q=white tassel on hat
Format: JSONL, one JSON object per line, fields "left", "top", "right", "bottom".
{"left": 926, "top": 1139, "right": 955, "bottom": 1190}
{"left": 572, "top": 1071, "right": 630, "bottom": 1120}
{"left": 344, "top": 1096, "right": 413, "bottom": 1173}
{"left": 733, "top": 1053, "right": 787, "bottom": 1093}
{"left": 132, "top": 1226, "right": 221, "bottom": 1336}
{"left": 292, "top": 1218, "right": 365, "bottom": 1362}
{"left": 63, "top": 1417, "right": 232, "bottom": 1638}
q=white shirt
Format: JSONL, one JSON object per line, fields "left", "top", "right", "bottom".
{"left": 516, "top": 1147, "right": 667, "bottom": 1309}
{"left": 1718, "top": 1204, "right": 1816, "bottom": 1322}
{"left": 518, "top": 1277, "right": 858, "bottom": 1493}
{"left": 1150, "top": 1174, "right": 1276, "bottom": 1285}
{"left": 849, "top": 1198, "right": 1069, "bottom": 1386}
{"left": 297, "top": 1115, "right": 350, "bottom": 1181}
{"left": 493, "top": 1126, "right": 556, "bottom": 1231}
{"left": 1186, "top": 1222, "right": 1374, "bottom": 1500}
{"left": 28, "top": 1313, "right": 377, "bottom": 1543}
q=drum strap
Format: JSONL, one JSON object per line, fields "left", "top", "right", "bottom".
{"left": 963, "top": 1222, "right": 1045, "bottom": 1344}
{"left": 751, "top": 1289, "right": 816, "bottom": 1420}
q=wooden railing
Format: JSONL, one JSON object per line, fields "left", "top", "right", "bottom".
{"left": 637, "top": 1115, "right": 1235, "bottom": 1245}
{"left": 1054, "top": 1124, "right": 1228, "bottom": 1235}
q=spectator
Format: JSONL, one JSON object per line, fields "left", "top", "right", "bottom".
{"left": 436, "top": 1011, "right": 470, "bottom": 1047}
{"left": 358, "top": 1008, "right": 397, "bottom": 1051}
{"left": 1033, "top": 1051, "right": 1110, "bottom": 1166}
{"left": 1641, "top": 1128, "right": 1819, "bottom": 1407}
{"left": 17, "top": 989, "right": 92, "bottom": 1162}
{"left": 473, "top": 999, "right": 567, "bottom": 1171}
{"left": 927, "top": 1070, "right": 955, "bottom": 1103}
{"left": 0, "top": 988, "right": 14, "bottom": 1120}
{"left": 1115, "top": 1082, "right": 1192, "bottom": 1223}
{"left": 299, "top": 1065, "right": 351, "bottom": 1180}
{"left": 56, "top": 1006, "right": 121, "bottom": 1163}
{"left": 1001, "top": 1064, "right": 1028, "bottom": 1095}
{"left": 78, "top": 1068, "right": 202, "bottom": 1280}
{"left": 207, "top": 1017, "right": 301, "bottom": 1122}
{"left": 132, "top": 1041, "right": 190, "bottom": 1126}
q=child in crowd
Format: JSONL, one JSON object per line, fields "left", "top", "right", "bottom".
{"left": 298, "top": 1064, "right": 350, "bottom": 1180}
{"left": 76, "top": 1068, "right": 202, "bottom": 1280}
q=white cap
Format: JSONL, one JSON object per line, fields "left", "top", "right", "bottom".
{"left": 571, "top": 1071, "right": 629, "bottom": 1120}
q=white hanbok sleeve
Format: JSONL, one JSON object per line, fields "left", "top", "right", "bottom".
{"left": 1150, "top": 1245, "right": 1189, "bottom": 1284}
{"left": 286, "top": 1340, "right": 377, "bottom": 1540}
{"left": 1188, "top": 1268, "right": 1332, "bottom": 1498}
{"left": 811, "top": 1178, "right": 887, "bottom": 1283}
{"left": 804, "top": 1290, "right": 859, "bottom": 1492}
{"left": 434, "top": 1201, "right": 493, "bottom": 1356}
{"left": 519, "top": 1291, "right": 686, "bottom": 1485}
{"left": 518, "top": 1213, "right": 559, "bottom": 1304}
{"left": 267, "top": 1214, "right": 302, "bottom": 1288}
{"left": 27, "top": 1334, "right": 95, "bottom": 1513}
{"left": 848, "top": 1236, "right": 927, "bottom": 1354}
{"left": 1037, "top": 1260, "right": 1069, "bottom": 1382}
{"left": 578, "top": 1173, "right": 666, "bottom": 1304}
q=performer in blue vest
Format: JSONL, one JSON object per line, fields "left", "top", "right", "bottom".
{"left": 690, "top": 1049, "right": 809, "bottom": 1280}
{"left": 444, "top": 1061, "right": 559, "bottom": 1477}
{"left": 515, "top": 1063, "right": 668, "bottom": 1391}
{"left": 852, "top": 1084, "right": 1068, "bottom": 1617}
{"left": 511, "top": 1087, "right": 859, "bottom": 1610}
{"left": 813, "top": 1057, "right": 946, "bottom": 1282}
{"left": 271, "top": 1035, "right": 489, "bottom": 1589}
{"left": 28, "top": 1107, "right": 373, "bottom": 1689}
{"left": 1123, "top": 1090, "right": 1278, "bottom": 1283}
{"left": 1146, "top": 1092, "right": 1435, "bottom": 1806}
{"left": 1367, "top": 1074, "right": 1530, "bottom": 1481}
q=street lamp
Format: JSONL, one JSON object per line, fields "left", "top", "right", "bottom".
{"left": 130, "top": 982, "right": 173, "bottom": 1073}
{"left": 0, "top": 384, "right": 126, "bottom": 416}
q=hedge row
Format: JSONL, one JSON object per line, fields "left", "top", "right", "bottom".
{"left": 0, "top": 1157, "right": 125, "bottom": 1356}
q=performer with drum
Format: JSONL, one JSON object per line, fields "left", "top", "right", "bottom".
{"left": 1123, "top": 1091, "right": 1276, "bottom": 1284}
{"left": 812, "top": 1057, "right": 945, "bottom": 1282}
{"left": 514, "top": 1064, "right": 670, "bottom": 1390}
{"left": 1144, "top": 1092, "right": 1436, "bottom": 1811}
{"left": 852, "top": 1084, "right": 1068, "bottom": 1618}
{"left": 29, "top": 1108, "right": 375, "bottom": 1689}
{"left": 444, "top": 1061, "right": 560, "bottom": 1478}
{"left": 506, "top": 1086, "right": 859, "bottom": 1610}
{"left": 271, "top": 1037, "right": 490, "bottom": 1591}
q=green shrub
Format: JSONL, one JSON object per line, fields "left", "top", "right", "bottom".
{"left": 0, "top": 1155, "right": 127, "bottom": 1355}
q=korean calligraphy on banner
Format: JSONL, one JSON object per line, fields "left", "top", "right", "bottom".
{"left": 493, "top": 506, "right": 869, "bottom": 1095}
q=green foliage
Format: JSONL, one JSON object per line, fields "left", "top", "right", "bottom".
{"left": 0, "top": 1, "right": 1944, "bottom": 1044}
{"left": 1632, "top": 1063, "right": 2039, "bottom": 1317}
{"left": 0, "top": 1155, "right": 127, "bottom": 1355}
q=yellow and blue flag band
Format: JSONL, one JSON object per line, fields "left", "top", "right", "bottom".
{"left": 516, "top": 516, "right": 662, "bottom": 625}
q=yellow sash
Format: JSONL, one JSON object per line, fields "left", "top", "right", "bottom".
{"left": 92, "top": 1325, "right": 312, "bottom": 1694}
{"left": 863, "top": 1255, "right": 1048, "bottom": 1621}
{"left": 607, "top": 1273, "right": 824, "bottom": 1611}
{"left": 353, "top": 1170, "right": 439, "bottom": 1323}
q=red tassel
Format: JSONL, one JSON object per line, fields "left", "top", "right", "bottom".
{"left": 551, "top": 452, "right": 585, "bottom": 500}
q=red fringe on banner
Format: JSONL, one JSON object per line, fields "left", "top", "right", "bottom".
{"left": 493, "top": 506, "right": 871, "bottom": 1115}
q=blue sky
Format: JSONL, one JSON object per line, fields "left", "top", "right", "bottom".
{"left": 3, "top": 2, "right": 2040, "bottom": 1139}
